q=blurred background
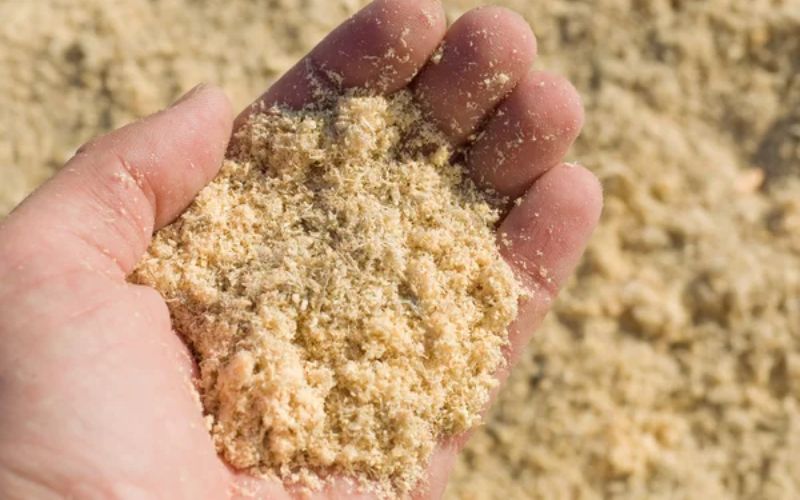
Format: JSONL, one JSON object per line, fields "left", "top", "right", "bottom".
{"left": 2, "top": 0, "right": 799, "bottom": 498}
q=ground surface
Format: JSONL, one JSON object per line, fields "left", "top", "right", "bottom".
{"left": 2, "top": 0, "right": 799, "bottom": 498}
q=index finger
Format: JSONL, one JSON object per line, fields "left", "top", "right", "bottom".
{"left": 236, "top": 0, "right": 446, "bottom": 126}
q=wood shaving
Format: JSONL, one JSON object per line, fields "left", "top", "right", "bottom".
{"left": 132, "top": 90, "right": 521, "bottom": 496}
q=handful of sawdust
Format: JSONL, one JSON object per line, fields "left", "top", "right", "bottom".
{"left": 132, "top": 90, "right": 522, "bottom": 495}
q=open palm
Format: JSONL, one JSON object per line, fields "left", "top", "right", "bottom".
{"left": 0, "top": 1, "right": 601, "bottom": 498}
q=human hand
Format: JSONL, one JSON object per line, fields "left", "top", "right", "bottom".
{"left": 0, "top": 1, "right": 601, "bottom": 498}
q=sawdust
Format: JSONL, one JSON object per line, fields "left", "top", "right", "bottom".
{"left": 132, "top": 90, "right": 521, "bottom": 496}
{"left": 2, "top": 0, "right": 800, "bottom": 498}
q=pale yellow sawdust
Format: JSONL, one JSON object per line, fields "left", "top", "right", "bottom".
{"left": 3, "top": 0, "right": 800, "bottom": 499}
{"left": 132, "top": 90, "right": 521, "bottom": 496}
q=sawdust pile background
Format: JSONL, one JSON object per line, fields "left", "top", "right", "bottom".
{"left": 2, "top": 1, "right": 799, "bottom": 498}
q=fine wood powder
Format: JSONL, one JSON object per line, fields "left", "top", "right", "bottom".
{"left": 132, "top": 90, "right": 522, "bottom": 496}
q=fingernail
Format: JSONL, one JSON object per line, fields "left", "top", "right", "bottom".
{"left": 170, "top": 83, "right": 208, "bottom": 108}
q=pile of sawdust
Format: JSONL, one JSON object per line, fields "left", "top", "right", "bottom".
{"left": 132, "top": 90, "right": 521, "bottom": 495}
{"left": 3, "top": 0, "right": 800, "bottom": 499}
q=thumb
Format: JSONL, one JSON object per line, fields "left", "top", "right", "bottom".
{"left": 0, "top": 84, "right": 233, "bottom": 280}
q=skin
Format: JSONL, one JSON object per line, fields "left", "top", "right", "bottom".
{"left": 0, "top": 1, "right": 602, "bottom": 498}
